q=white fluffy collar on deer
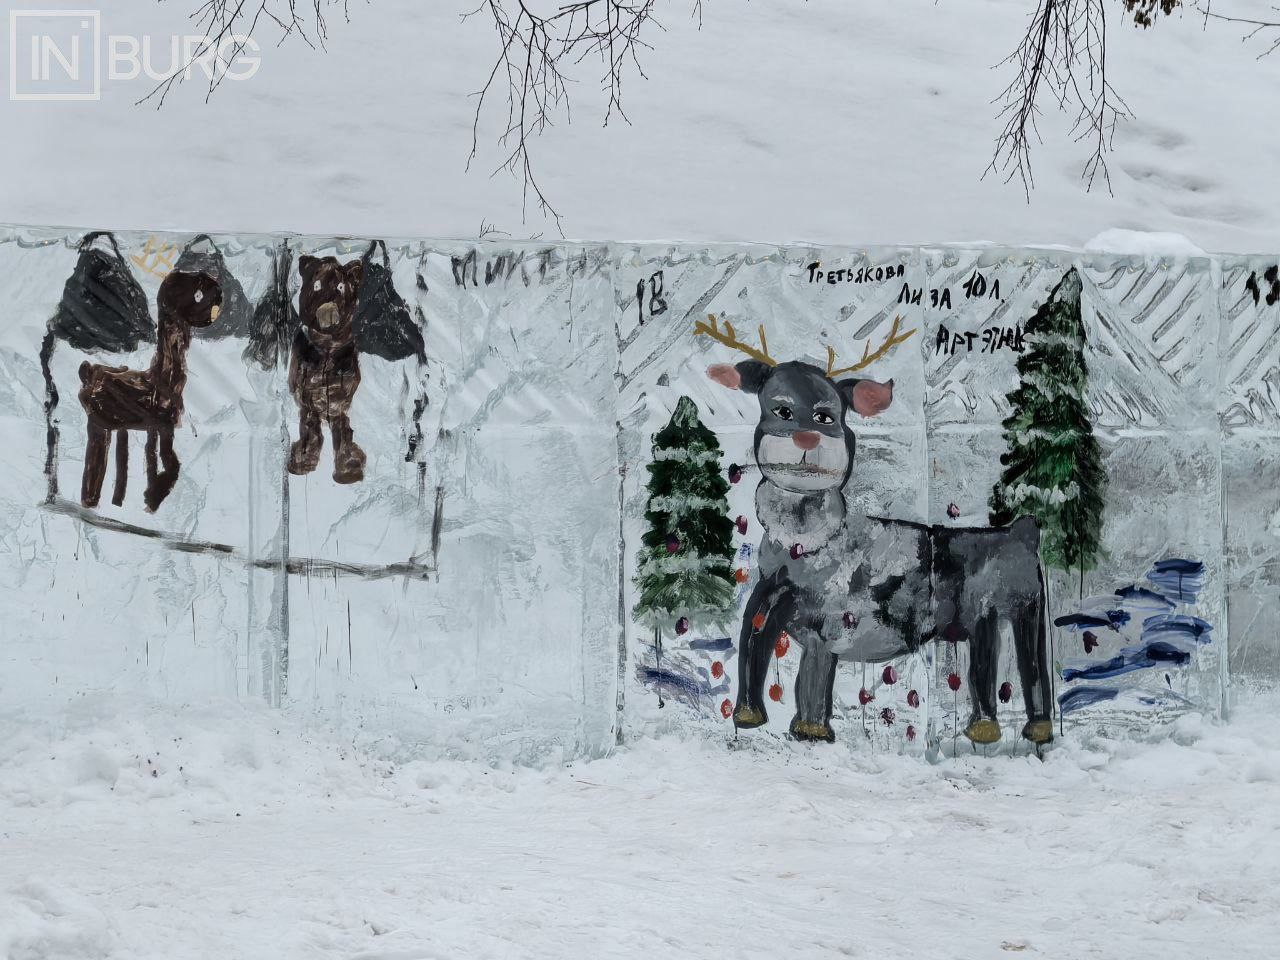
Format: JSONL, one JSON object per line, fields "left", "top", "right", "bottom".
{"left": 754, "top": 483, "right": 845, "bottom": 561}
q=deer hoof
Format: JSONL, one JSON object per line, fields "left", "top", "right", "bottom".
{"left": 790, "top": 719, "right": 835, "bottom": 743}
{"left": 1022, "top": 719, "right": 1054, "bottom": 745}
{"left": 733, "top": 704, "right": 767, "bottom": 729}
{"left": 964, "top": 718, "right": 1002, "bottom": 744}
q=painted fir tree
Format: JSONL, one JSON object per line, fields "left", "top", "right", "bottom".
{"left": 990, "top": 267, "right": 1106, "bottom": 573}
{"left": 634, "top": 396, "right": 736, "bottom": 640}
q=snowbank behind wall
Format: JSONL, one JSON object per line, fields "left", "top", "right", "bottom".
{"left": 0, "top": 224, "right": 1276, "bottom": 762}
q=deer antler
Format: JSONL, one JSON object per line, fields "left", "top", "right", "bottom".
{"left": 694, "top": 314, "right": 777, "bottom": 367}
{"left": 825, "top": 315, "right": 917, "bottom": 379}
{"left": 129, "top": 236, "right": 177, "bottom": 281}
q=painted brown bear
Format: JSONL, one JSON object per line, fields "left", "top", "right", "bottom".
{"left": 288, "top": 255, "right": 366, "bottom": 484}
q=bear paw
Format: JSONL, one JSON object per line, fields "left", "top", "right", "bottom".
{"left": 288, "top": 440, "right": 320, "bottom": 476}
{"left": 333, "top": 441, "right": 366, "bottom": 485}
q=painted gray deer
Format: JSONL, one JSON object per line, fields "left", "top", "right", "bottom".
{"left": 699, "top": 314, "right": 1054, "bottom": 746}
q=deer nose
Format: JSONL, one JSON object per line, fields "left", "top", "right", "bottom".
{"left": 792, "top": 431, "right": 821, "bottom": 450}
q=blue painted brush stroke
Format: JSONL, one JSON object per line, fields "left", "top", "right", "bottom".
{"left": 1115, "top": 585, "right": 1177, "bottom": 611}
{"left": 1062, "top": 640, "right": 1192, "bottom": 681}
{"left": 1146, "top": 559, "right": 1205, "bottom": 603}
{"left": 639, "top": 667, "right": 708, "bottom": 698}
{"left": 687, "top": 636, "right": 734, "bottom": 652}
{"left": 1059, "top": 686, "right": 1120, "bottom": 713}
{"left": 1152, "top": 558, "right": 1205, "bottom": 575}
{"left": 1141, "top": 614, "right": 1212, "bottom": 648}
{"left": 1054, "top": 613, "right": 1113, "bottom": 630}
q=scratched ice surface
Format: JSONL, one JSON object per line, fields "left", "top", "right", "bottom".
{"left": 1220, "top": 256, "right": 1280, "bottom": 682}
{"left": 1062, "top": 254, "right": 1225, "bottom": 720}
{"left": 280, "top": 238, "right": 431, "bottom": 568}
{"left": 614, "top": 244, "right": 928, "bottom": 746}
{"left": 921, "top": 248, "right": 1226, "bottom": 735}
{"left": 0, "top": 226, "right": 280, "bottom": 704}
{"left": 1080, "top": 253, "right": 1219, "bottom": 432}
{"left": 284, "top": 243, "right": 620, "bottom": 761}
{"left": 922, "top": 246, "right": 1073, "bottom": 429}
{"left": 1051, "top": 431, "right": 1226, "bottom": 728}
{"left": 920, "top": 248, "right": 1075, "bottom": 749}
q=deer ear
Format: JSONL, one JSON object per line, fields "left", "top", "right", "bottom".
{"left": 299, "top": 255, "right": 319, "bottom": 279}
{"left": 344, "top": 260, "right": 364, "bottom": 289}
{"left": 707, "top": 364, "right": 740, "bottom": 389}
{"left": 839, "top": 377, "right": 894, "bottom": 417}
{"left": 707, "top": 361, "right": 771, "bottom": 393}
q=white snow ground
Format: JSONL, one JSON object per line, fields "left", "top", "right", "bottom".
{"left": 3, "top": 691, "right": 1280, "bottom": 960}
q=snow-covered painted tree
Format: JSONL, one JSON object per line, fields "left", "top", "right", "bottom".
{"left": 990, "top": 267, "right": 1106, "bottom": 575}
{"left": 633, "top": 396, "right": 735, "bottom": 638}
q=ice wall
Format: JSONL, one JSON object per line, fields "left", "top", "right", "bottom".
{"left": 0, "top": 224, "right": 1274, "bottom": 762}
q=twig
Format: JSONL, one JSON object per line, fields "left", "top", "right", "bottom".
{"left": 465, "top": 1, "right": 701, "bottom": 231}
{"left": 138, "top": 1, "right": 348, "bottom": 108}
{"left": 1197, "top": 3, "right": 1280, "bottom": 57}
{"left": 987, "top": 0, "right": 1131, "bottom": 198}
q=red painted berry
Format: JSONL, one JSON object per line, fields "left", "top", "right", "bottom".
{"left": 858, "top": 687, "right": 874, "bottom": 706}
{"left": 842, "top": 611, "right": 858, "bottom": 629}
{"left": 882, "top": 664, "right": 898, "bottom": 685}
{"left": 711, "top": 661, "right": 724, "bottom": 679}
{"left": 735, "top": 515, "right": 749, "bottom": 535}
{"left": 947, "top": 502, "right": 961, "bottom": 520}
{"left": 675, "top": 616, "right": 690, "bottom": 636}
{"left": 906, "top": 724, "right": 917, "bottom": 742}
{"left": 907, "top": 689, "right": 921, "bottom": 708}
{"left": 720, "top": 699, "right": 732, "bottom": 718}
{"left": 1083, "top": 630, "right": 1099, "bottom": 654}
{"left": 735, "top": 568, "right": 749, "bottom": 584}
{"left": 947, "top": 672, "right": 962, "bottom": 692}
{"left": 728, "top": 464, "right": 743, "bottom": 484}
{"left": 774, "top": 632, "right": 790, "bottom": 659}
{"left": 752, "top": 612, "right": 766, "bottom": 631}
{"left": 769, "top": 683, "right": 784, "bottom": 703}
{"left": 790, "top": 543, "right": 805, "bottom": 560}
{"left": 999, "top": 681, "right": 1013, "bottom": 703}
{"left": 665, "top": 534, "right": 681, "bottom": 554}
{"left": 880, "top": 707, "right": 896, "bottom": 726}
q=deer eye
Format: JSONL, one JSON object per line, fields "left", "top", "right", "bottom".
{"left": 313, "top": 280, "right": 322, "bottom": 292}
{"left": 813, "top": 410, "right": 835, "bottom": 425}
{"left": 338, "top": 282, "right": 346, "bottom": 294}
{"left": 194, "top": 290, "right": 204, "bottom": 304}
{"left": 771, "top": 405, "right": 794, "bottom": 421}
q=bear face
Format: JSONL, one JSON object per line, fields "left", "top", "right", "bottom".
{"left": 298, "top": 255, "right": 363, "bottom": 338}
{"left": 157, "top": 270, "right": 222, "bottom": 328}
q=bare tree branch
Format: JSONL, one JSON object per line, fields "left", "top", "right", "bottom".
{"left": 1197, "top": 3, "right": 1280, "bottom": 57}
{"left": 987, "top": 0, "right": 1132, "bottom": 198}
{"left": 464, "top": 1, "right": 701, "bottom": 231}
{"left": 139, "top": 1, "right": 349, "bottom": 108}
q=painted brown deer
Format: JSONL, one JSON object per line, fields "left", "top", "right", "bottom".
{"left": 77, "top": 270, "right": 222, "bottom": 512}
{"left": 698, "top": 314, "right": 1054, "bottom": 746}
